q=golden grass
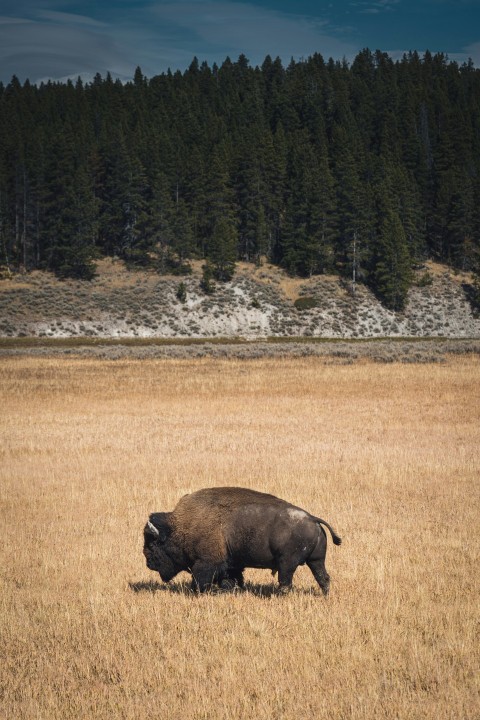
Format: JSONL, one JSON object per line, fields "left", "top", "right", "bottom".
{"left": 1, "top": 356, "right": 479, "bottom": 719}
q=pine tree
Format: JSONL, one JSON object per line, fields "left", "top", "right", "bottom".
{"left": 331, "top": 125, "right": 365, "bottom": 277}
{"left": 203, "top": 143, "right": 238, "bottom": 277}
{"left": 170, "top": 197, "right": 193, "bottom": 272}
{"left": 234, "top": 134, "right": 266, "bottom": 262}
{"left": 370, "top": 200, "right": 412, "bottom": 311}
{"left": 209, "top": 216, "right": 237, "bottom": 281}
{"left": 99, "top": 131, "right": 151, "bottom": 265}
{"left": 148, "top": 170, "right": 174, "bottom": 272}
{"left": 264, "top": 124, "right": 287, "bottom": 262}
{"left": 445, "top": 186, "right": 475, "bottom": 270}
{"left": 254, "top": 203, "right": 268, "bottom": 263}
{"left": 41, "top": 122, "right": 98, "bottom": 279}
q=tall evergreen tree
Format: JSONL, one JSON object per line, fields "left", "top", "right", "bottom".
{"left": 264, "top": 123, "right": 287, "bottom": 262}
{"left": 170, "top": 197, "right": 193, "bottom": 269}
{"left": 209, "top": 215, "right": 237, "bottom": 281}
{"left": 41, "top": 123, "right": 98, "bottom": 279}
{"left": 98, "top": 131, "right": 151, "bottom": 265}
{"left": 370, "top": 188, "right": 412, "bottom": 310}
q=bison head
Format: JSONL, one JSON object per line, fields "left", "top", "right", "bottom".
{"left": 143, "top": 512, "right": 187, "bottom": 583}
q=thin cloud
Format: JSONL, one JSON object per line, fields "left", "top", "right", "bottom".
{"left": 0, "top": 0, "right": 78, "bottom": 14}
{"left": 352, "top": 0, "right": 400, "bottom": 13}
{"left": 149, "top": 1, "right": 356, "bottom": 64}
{"left": 0, "top": 2, "right": 359, "bottom": 84}
{"left": 0, "top": 0, "right": 475, "bottom": 85}
{"left": 0, "top": 17, "right": 134, "bottom": 83}
{"left": 0, "top": 16, "right": 31, "bottom": 24}
{"left": 37, "top": 11, "right": 107, "bottom": 27}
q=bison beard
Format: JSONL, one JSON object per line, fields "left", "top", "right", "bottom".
{"left": 143, "top": 487, "right": 341, "bottom": 595}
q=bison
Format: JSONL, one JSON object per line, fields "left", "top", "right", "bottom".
{"left": 143, "top": 487, "right": 341, "bottom": 594}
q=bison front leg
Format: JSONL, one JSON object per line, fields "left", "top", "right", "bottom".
{"left": 220, "top": 567, "right": 245, "bottom": 591}
{"left": 190, "top": 560, "right": 228, "bottom": 593}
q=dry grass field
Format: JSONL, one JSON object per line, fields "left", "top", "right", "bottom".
{"left": 1, "top": 355, "right": 479, "bottom": 719}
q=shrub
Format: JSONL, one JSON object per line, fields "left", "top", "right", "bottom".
{"left": 294, "top": 296, "right": 318, "bottom": 311}
{"left": 171, "top": 262, "right": 192, "bottom": 276}
{"left": 176, "top": 282, "right": 187, "bottom": 303}
{"left": 200, "top": 264, "right": 215, "bottom": 295}
{"left": 416, "top": 271, "right": 434, "bottom": 287}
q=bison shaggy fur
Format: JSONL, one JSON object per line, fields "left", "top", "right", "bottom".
{"left": 143, "top": 487, "right": 341, "bottom": 594}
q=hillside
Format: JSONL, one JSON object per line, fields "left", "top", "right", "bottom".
{"left": 1, "top": 53, "right": 480, "bottom": 314}
{"left": 1, "top": 260, "right": 479, "bottom": 342}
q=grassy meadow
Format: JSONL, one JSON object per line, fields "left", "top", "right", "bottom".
{"left": 1, "top": 354, "right": 479, "bottom": 719}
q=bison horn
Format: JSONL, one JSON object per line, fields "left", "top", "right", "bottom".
{"left": 147, "top": 520, "right": 160, "bottom": 536}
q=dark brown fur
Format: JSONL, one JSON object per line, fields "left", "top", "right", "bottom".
{"left": 143, "top": 487, "right": 341, "bottom": 594}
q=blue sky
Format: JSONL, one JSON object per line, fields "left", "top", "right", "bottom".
{"left": 0, "top": 0, "right": 479, "bottom": 85}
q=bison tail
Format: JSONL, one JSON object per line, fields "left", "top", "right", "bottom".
{"left": 314, "top": 517, "right": 342, "bottom": 546}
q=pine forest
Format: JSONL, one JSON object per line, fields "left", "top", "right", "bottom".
{"left": 1, "top": 49, "right": 479, "bottom": 310}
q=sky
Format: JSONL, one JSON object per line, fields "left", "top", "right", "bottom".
{"left": 0, "top": 0, "right": 479, "bottom": 85}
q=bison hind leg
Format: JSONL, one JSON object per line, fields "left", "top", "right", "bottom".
{"left": 307, "top": 558, "right": 330, "bottom": 596}
{"left": 306, "top": 528, "right": 331, "bottom": 596}
{"left": 276, "top": 558, "right": 299, "bottom": 593}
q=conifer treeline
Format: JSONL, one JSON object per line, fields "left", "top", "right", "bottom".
{"left": 0, "top": 49, "right": 479, "bottom": 309}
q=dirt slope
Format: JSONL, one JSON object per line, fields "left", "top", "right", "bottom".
{"left": 1, "top": 259, "right": 478, "bottom": 340}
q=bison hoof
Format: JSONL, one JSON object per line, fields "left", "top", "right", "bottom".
{"left": 220, "top": 579, "right": 243, "bottom": 592}
{"left": 278, "top": 585, "right": 293, "bottom": 595}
